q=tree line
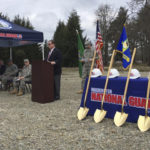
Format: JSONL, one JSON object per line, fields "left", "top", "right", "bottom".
{"left": 51, "top": 0, "right": 150, "bottom": 67}
{"left": 44, "top": 10, "right": 86, "bottom": 67}
{"left": 95, "top": 0, "right": 150, "bottom": 65}
{"left": 0, "top": 0, "right": 150, "bottom": 67}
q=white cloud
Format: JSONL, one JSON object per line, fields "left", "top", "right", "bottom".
{"left": 0, "top": 0, "right": 130, "bottom": 42}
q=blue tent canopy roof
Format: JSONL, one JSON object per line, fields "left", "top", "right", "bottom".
{"left": 0, "top": 17, "right": 43, "bottom": 47}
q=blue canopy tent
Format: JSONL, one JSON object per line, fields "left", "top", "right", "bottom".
{"left": 0, "top": 17, "right": 44, "bottom": 60}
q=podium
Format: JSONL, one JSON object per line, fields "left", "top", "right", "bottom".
{"left": 32, "top": 60, "right": 54, "bottom": 103}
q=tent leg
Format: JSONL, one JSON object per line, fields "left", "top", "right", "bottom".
{"left": 10, "top": 47, "right": 12, "bottom": 60}
{"left": 42, "top": 43, "right": 44, "bottom": 61}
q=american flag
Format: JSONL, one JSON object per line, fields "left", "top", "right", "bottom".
{"left": 95, "top": 20, "right": 104, "bottom": 73}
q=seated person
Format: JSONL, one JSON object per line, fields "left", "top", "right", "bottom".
{"left": 0, "top": 59, "right": 6, "bottom": 75}
{"left": 10, "top": 59, "right": 32, "bottom": 96}
{"left": 0, "top": 59, "right": 18, "bottom": 90}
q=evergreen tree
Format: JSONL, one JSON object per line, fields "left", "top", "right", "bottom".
{"left": 0, "top": 12, "right": 10, "bottom": 20}
{"left": 96, "top": 4, "right": 114, "bottom": 65}
{"left": 108, "top": 7, "right": 128, "bottom": 61}
{"left": 65, "top": 10, "right": 84, "bottom": 67}
{"left": 53, "top": 10, "right": 85, "bottom": 67}
{"left": 136, "top": 4, "right": 150, "bottom": 64}
{"left": 53, "top": 21, "right": 67, "bottom": 66}
{"left": 12, "top": 15, "right": 42, "bottom": 67}
{"left": 109, "top": 7, "right": 128, "bottom": 49}
{"left": 13, "top": 15, "right": 33, "bottom": 29}
{"left": 43, "top": 40, "right": 49, "bottom": 59}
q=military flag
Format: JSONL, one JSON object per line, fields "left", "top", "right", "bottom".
{"left": 77, "top": 30, "right": 84, "bottom": 78}
{"left": 117, "top": 26, "right": 131, "bottom": 69}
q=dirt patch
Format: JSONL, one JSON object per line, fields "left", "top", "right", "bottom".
{"left": 0, "top": 68, "right": 150, "bottom": 150}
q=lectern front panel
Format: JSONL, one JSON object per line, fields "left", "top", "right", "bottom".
{"left": 32, "top": 61, "right": 54, "bottom": 103}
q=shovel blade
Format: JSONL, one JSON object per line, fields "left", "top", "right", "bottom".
{"left": 137, "top": 115, "right": 150, "bottom": 132}
{"left": 77, "top": 107, "right": 89, "bottom": 120}
{"left": 94, "top": 109, "right": 107, "bottom": 123}
{"left": 114, "top": 111, "right": 128, "bottom": 127}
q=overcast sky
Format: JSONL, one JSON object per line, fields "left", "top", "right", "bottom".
{"left": 0, "top": 0, "right": 130, "bottom": 42}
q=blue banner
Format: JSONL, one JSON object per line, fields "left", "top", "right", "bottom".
{"left": 80, "top": 77, "right": 149, "bottom": 123}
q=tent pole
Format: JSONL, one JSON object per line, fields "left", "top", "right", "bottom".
{"left": 10, "top": 47, "right": 12, "bottom": 60}
{"left": 42, "top": 43, "right": 44, "bottom": 61}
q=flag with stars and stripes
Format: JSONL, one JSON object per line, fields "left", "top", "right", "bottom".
{"left": 95, "top": 20, "right": 104, "bottom": 73}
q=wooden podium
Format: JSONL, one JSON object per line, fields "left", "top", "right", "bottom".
{"left": 32, "top": 60, "right": 54, "bottom": 103}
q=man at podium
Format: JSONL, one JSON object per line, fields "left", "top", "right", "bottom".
{"left": 46, "top": 40, "right": 62, "bottom": 100}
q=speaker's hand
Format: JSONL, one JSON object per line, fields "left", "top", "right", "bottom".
{"left": 50, "top": 61, "right": 56, "bottom": 65}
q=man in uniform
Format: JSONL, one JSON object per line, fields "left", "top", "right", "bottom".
{"left": 0, "top": 59, "right": 18, "bottom": 90}
{"left": 10, "top": 59, "right": 32, "bottom": 96}
{"left": 77, "top": 40, "right": 94, "bottom": 94}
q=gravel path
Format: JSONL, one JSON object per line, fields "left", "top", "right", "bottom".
{"left": 0, "top": 68, "right": 150, "bottom": 150}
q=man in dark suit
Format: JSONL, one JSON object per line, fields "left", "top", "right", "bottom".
{"left": 46, "top": 40, "right": 62, "bottom": 100}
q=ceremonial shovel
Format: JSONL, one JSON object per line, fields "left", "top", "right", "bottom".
{"left": 94, "top": 50, "right": 116, "bottom": 123}
{"left": 114, "top": 48, "right": 136, "bottom": 127}
{"left": 77, "top": 50, "right": 97, "bottom": 120}
{"left": 137, "top": 74, "right": 150, "bottom": 132}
